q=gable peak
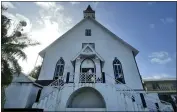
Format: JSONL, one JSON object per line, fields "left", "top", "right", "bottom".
{"left": 85, "top": 5, "right": 94, "bottom": 12}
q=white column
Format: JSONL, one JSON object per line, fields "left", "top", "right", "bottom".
{"left": 74, "top": 58, "right": 81, "bottom": 83}
{"left": 95, "top": 58, "right": 101, "bottom": 81}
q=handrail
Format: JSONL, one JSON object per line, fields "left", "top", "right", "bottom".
{"left": 105, "top": 80, "right": 158, "bottom": 111}
{"left": 36, "top": 78, "right": 65, "bottom": 103}
{"left": 49, "top": 76, "right": 64, "bottom": 86}
{"left": 105, "top": 73, "right": 172, "bottom": 111}
{"left": 105, "top": 73, "right": 171, "bottom": 104}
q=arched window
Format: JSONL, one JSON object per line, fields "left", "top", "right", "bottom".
{"left": 113, "top": 57, "right": 125, "bottom": 84}
{"left": 54, "top": 57, "right": 65, "bottom": 80}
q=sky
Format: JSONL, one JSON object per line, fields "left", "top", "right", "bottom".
{"left": 2, "top": 1, "right": 176, "bottom": 79}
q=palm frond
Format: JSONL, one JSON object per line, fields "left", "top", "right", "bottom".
{"left": 1, "top": 59, "right": 13, "bottom": 85}
{"left": 3, "top": 48, "right": 27, "bottom": 60}
{"left": 6, "top": 55, "right": 22, "bottom": 75}
{"left": 1, "top": 6, "right": 40, "bottom": 88}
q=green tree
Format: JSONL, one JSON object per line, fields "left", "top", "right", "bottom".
{"left": 29, "top": 65, "right": 42, "bottom": 79}
{"left": 1, "top": 6, "right": 39, "bottom": 107}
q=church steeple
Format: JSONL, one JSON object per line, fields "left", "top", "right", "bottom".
{"left": 83, "top": 5, "right": 95, "bottom": 19}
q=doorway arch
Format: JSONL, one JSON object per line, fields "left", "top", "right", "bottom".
{"left": 80, "top": 58, "right": 96, "bottom": 74}
{"left": 66, "top": 87, "right": 106, "bottom": 108}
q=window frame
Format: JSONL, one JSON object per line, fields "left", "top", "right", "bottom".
{"left": 85, "top": 29, "right": 91, "bottom": 36}
{"left": 113, "top": 57, "right": 125, "bottom": 84}
{"left": 54, "top": 57, "right": 65, "bottom": 80}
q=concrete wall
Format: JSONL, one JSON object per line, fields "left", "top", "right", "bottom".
{"left": 26, "top": 85, "right": 40, "bottom": 108}
{"left": 4, "top": 83, "right": 39, "bottom": 108}
{"left": 38, "top": 19, "right": 143, "bottom": 90}
{"left": 39, "top": 86, "right": 56, "bottom": 101}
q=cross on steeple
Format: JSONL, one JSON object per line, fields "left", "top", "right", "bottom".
{"left": 83, "top": 5, "right": 95, "bottom": 19}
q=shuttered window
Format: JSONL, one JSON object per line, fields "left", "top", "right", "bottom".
{"left": 85, "top": 29, "right": 91, "bottom": 36}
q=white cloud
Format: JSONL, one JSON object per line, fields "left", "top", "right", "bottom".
{"left": 2, "top": 11, "right": 40, "bottom": 73}
{"left": 3, "top": 2, "right": 77, "bottom": 74}
{"left": 34, "top": 2, "right": 56, "bottom": 10}
{"left": 160, "top": 18, "right": 166, "bottom": 24}
{"left": 16, "top": 14, "right": 32, "bottom": 33}
{"left": 166, "top": 18, "right": 175, "bottom": 23}
{"left": 2, "top": 11, "right": 16, "bottom": 20}
{"left": 149, "top": 24, "right": 155, "bottom": 28}
{"left": 18, "top": 17, "right": 63, "bottom": 74}
{"left": 2, "top": 2, "right": 16, "bottom": 9}
{"left": 143, "top": 73, "right": 173, "bottom": 79}
{"left": 160, "top": 17, "right": 175, "bottom": 24}
{"left": 70, "top": 2, "right": 80, "bottom": 5}
{"left": 20, "top": 19, "right": 61, "bottom": 74}
{"left": 16, "top": 3, "right": 75, "bottom": 74}
{"left": 2, "top": 12, "right": 32, "bottom": 36}
{"left": 147, "top": 2, "right": 156, "bottom": 5}
{"left": 149, "top": 51, "right": 172, "bottom": 64}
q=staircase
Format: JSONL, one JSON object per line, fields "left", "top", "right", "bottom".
{"left": 105, "top": 73, "right": 174, "bottom": 112}
{"left": 32, "top": 73, "right": 174, "bottom": 111}
{"left": 32, "top": 78, "right": 64, "bottom": 111}
{"left": 105, "top": 78, "right": 147, "bottom": 111}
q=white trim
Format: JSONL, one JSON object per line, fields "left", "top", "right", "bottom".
{"left": 71, "top": 44, "right": 104, "bottom": 62}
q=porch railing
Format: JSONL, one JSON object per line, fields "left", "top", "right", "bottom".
{"left": 66, "top": 73, "right": 105, "bottom": 83}
{"left": 79, "top": 73, "right": 96, "bottom": 83}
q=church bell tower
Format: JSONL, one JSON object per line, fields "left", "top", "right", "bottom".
{"left": 83, "top": 5, "right": 95, "bottom": 19}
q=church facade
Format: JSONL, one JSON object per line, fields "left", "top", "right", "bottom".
{"left": 4, "top": 5, "right": 174, "bottom": 111}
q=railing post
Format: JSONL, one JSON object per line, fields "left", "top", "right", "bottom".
{"left": 85, "top": 73, "right": 86, "bottom": 83}
{"left": 94, "top": 73, "right": 96, "bottom": 83}
{"left": 58, "top": 78, "right": 59, "bottom": 88}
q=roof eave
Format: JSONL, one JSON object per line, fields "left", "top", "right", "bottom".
{"left": 39, "top": 50, "right": 45, "bottom": 58}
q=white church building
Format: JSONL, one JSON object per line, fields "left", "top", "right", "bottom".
{"left": 4, "top": 5, "right": 174, "bottom": 111}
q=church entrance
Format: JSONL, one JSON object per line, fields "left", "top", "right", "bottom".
{"left": 66, "top": 87, "right": 106, "bottom": 108}
{"left": 80, "top": 58, "right": 96, "bottom": 83}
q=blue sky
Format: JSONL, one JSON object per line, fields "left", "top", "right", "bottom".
{"left": 2, "top": 2, "right": 176, "bottom": 79}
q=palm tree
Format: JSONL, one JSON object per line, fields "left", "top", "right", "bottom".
{"left": 1, "top": 6, "right": 39, "bottom": 107}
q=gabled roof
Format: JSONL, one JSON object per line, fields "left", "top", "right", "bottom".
{"left": 39, "top": 17, "right": 139, "bottom": 58}
{"left": 12, "top": 73, "right": 36, "bottom": 83}
{"left": 11, "top": 73, "right": 44, "bottom": 88}
{"left": 71, "top": 44, "right": 104, "bottom": 62}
